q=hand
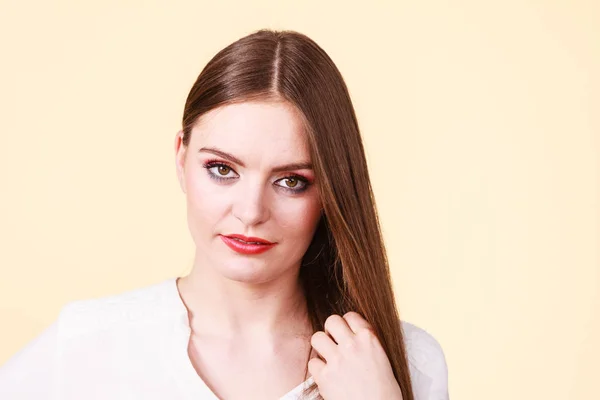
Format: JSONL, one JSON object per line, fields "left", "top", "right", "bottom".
{"left": 308, "top": 312, "right": 403, "bottom": 400}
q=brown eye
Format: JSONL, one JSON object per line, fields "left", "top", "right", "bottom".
{"left": 285, "top": 178, "right": 298, "bottom": 188}
{"left": 274, "top": 176, "right": 309, "bottom": 192}
{"left": 217, "top": 165, "right": 231, "bottom": 175}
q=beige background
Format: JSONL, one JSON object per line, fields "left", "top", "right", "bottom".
{"left": 1, "top": 1, "right": 598, "bottom": 399}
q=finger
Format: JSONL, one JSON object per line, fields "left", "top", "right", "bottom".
{"left": 310, "top": 331, "right": 337, "bottom": 362}
{"left": 307, "top": 357, "right": 326, "bottom": 381}
{"left": 324, "top": 314, "right": 354, "bottom": 344}
{"left": 342, "top": 311, "right": 374, "bottom": 334}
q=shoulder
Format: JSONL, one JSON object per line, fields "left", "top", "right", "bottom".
{"left": 400, "top": 320, "right": 449, "bottom": 399}
{"left": 57, "top": 279, "right": 179, "bottom": 339}
{"left": 400, "top": 320, "right": 447, "bottom": 371}
{"left": 0, "top": 321, "right": 59, "bottom": 397}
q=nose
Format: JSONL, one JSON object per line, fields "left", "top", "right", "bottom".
{"left": 232, "top": 178, "right": 270, "bottom": 226}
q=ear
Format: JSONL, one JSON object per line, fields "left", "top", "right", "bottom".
{"left": 174, "top": 129, "right": 187, "bottom": 194}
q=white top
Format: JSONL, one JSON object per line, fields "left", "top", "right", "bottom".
{"left": 0, "top": 278, "right": 449, "bottom": 399}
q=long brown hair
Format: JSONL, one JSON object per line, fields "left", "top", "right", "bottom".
{"left": 180, "top": 29, "right": 414, "bottom": 400}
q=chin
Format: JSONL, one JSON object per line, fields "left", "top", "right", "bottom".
{"left": 217, "top": 259, "right": 275, "bottom": 284}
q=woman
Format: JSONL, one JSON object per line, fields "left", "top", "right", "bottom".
{"left": 0, "top": 29, "right": 448, "bottom": 399}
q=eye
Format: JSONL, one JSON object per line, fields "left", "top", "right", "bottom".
{"left": 214, "top": 165, "right": 232, "bottom": 176}
{"left": 275, "top": 176, "right": 309, "bottom": 192}
{"left": 202, "top": 161, "right": 238, "bottom": 180}
{"left": 282, "top": 177, "right": 299, "bottom": 188}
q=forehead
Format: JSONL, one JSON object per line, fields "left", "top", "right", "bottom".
{"left": 190, "top": 101, "right": 310, "bottom": 160}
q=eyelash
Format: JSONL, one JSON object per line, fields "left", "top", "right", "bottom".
{"left": 201, "top": 160, "right": 311, "bottom": 194}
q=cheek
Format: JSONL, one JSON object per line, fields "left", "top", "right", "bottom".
{"left": 274, "top": 197, "right": 322, "bottom": 265}
{"left": 184, "top": 170, "right": 226, "bottom": 227}
{"left": 277, "top": 196, "right": 322, "bottom": 239}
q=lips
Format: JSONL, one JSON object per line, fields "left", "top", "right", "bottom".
{"left": 220, "top": 234, "right": 276, "bottom": 255}
{"left": 223, "top": 234, "right": 274, "bottom": 245}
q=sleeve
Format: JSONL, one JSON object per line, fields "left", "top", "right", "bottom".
{"left": 0, "top": 320, "right": 59, "bottom": 400}
{"left": 421, "top": 334, "right": 449, "bottom": 400}
{"left": 401, "top": 321, "right": 450, "bottom": 400}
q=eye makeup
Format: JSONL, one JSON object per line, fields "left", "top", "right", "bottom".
{"left": 201, "top": 159, "right": 313, "bottom": 194}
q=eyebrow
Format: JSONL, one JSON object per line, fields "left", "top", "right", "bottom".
{"left": 199, "top": 147, "right": 313, "bottom": 173}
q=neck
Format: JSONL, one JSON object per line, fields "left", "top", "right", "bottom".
{"left": 177, "top": 250, "right": 312, "bottom": 340}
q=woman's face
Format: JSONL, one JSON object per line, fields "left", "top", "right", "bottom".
{"left": 175, "top": 100, "right": 322, "bottom": 284}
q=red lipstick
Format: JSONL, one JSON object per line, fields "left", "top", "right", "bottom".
{"left": 220, "top": 234, "right": 276, "bottom": 255}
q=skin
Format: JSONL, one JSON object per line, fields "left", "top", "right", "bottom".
{"left": 310, "top": 312, "right": 403, "bottom": 400}
{"left": 174, "top": 99, "right": 402, "bottom": 400}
